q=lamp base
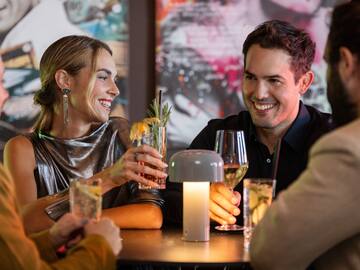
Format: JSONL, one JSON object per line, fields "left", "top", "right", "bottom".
{"left": 183, "top": 182, "right": 210, "bottom": 242}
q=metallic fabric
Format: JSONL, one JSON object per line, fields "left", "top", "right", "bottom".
{"left": 26, "top": 117, "right": 164, "bottom": 209}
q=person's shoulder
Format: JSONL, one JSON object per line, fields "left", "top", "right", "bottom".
{"left": 5, "top": 134, "right": 34, "bottom": 158}
{"left": 305, "top": 105, "right": 334, "bottom": 129}
{"left": 4, "top": 134, "right": 35, "bottom": 166}
{"left": 305, "top": 104, "right": 331, "bottom": 118}
{"left": 312, "top": 119, "right": 360, "bottom": 155}
{"left": 325, "top": 119, "right": 360, "bottom": 141}
{"left": 5, "top": 134, "right": 33, "bottom": 152}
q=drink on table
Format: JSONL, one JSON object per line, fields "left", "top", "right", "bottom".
{"left": 243, "top": 178, "right": 276, "bottom": 249}
{"left": 70, "top": 179, "right": 102, "bottom": 221}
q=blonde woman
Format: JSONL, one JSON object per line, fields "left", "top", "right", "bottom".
{"left": 4, "top": 35, "right": 167, "bottom": 233}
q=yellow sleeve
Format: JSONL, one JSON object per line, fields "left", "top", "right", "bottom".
{"left": 30, "top": 230, "right": 58, "bottom": 263}
{"left": 51, "top": 235, "right": 116, "bottom": 270}
{"left": 0, "top": 164, "right": 116, "bottom": 270}
{"left": 0, "top": 164, "right": 52, "bottom": 270}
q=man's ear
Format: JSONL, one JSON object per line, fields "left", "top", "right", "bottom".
{"left": 54, "top": 70, "right": 71, "bottom": 90}
{"left": 338, "top": 47, "right": 356, "bottom": 82}
{"left": 298, "top": 70, "right": 314, "bottom": 95}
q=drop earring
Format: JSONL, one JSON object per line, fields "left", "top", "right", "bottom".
{"left": 62, "top": 88, "right": 71, "bottom": 126}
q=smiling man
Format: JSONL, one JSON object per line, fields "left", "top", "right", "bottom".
{"left": 251, "top": 2, "right": 360, "bottom": 269}
{"left": 172, "top": 20, "right": 335, "bottom": 228}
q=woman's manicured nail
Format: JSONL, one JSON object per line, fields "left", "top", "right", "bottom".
{"left": 233, "top": 208, "right": 240, "bottom": 216}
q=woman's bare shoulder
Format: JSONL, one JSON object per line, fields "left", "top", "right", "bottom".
{"left": 4, "top": 135, "right": 35, "bottom": 161}
{"left": 6, "top": 134, "right": 33, "bottom": 150}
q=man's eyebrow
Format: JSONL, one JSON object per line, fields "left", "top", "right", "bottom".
{"left": 244, "top": 70, "right": 283, "bottom": 80}
{"left": 244, "top": 70, "right": 255, "bottom": 76}
{"left": 264, "top": 75, "right": 283, "bottom": 80}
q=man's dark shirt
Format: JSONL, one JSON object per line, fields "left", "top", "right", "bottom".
{"left": 163, "top": 102, "right": 334, "bottom": 226}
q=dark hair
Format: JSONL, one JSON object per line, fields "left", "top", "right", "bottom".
{"left": 327, "top": 1, "right": 360, "bottom": 65}
{"left": 242, "top": 20, "right": 315, "bottom": 82}
{"left": 34, "top": 35, "right": 112, "bottom": 131}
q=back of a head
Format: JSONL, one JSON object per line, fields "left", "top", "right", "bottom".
{"left": 327, "top": 1, "right": 360, "bottom": 66}
{"left": 242, "top": 20, "right": 315, "bottom": 82}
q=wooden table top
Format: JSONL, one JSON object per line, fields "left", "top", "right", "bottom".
{"left": 117, "top": 228, "right": 250, "bottom": 266}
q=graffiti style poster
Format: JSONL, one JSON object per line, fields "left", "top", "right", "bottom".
{"left": 156, "top": 0, "right": 338, "bottom": 150}
{"left": 0, "top": 0, "right": 129, "bottom": 161}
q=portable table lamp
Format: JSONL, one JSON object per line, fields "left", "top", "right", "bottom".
{"left": 169, "top": 150, "right": 224, "bottom": 241}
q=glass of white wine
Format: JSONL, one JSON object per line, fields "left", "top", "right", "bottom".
{"left": 214, "top": 130, "right": 248, "bottom": 231}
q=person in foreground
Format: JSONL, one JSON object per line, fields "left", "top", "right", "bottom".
{"left": 0, "top": 164, "right": 122, "bottom": 270}
{"left": 164, "top": 20, "right": 333, "bottom": 226}
{"left": 4, "top": 35, "right": 167, "bottom": 233}
{"left": 250, "top": 2, "right": 360, "bottom": 269}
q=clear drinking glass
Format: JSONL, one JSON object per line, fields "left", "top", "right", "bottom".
{"left": 214, "top": 130, "right": 248, "bottom": 231}
{"left": 243, "top": 178, "right": 276, "bottom": 249}
{"left": 138, "top": 125, "right": 167, "bottom": 189}
{"left": 69, "top": 178, "right": 102, "bottom": 221}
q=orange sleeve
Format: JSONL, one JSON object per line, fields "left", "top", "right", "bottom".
{"left": 0, "top": 164, "right": 116, "bottom": 270}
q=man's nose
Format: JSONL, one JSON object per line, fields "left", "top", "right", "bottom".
{"left": 253, "top": 81, "right": 269, "bottom": 100}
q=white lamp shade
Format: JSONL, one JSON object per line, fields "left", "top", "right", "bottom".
{"left": 169, "top": 150, "right": 224, "bottom": 183}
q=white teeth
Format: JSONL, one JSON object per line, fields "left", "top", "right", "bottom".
{"left": 99, "top": 100, "right": 111, "bottom": 108}
{"left": 254, "top": 103, "right": 275, "bottom": 110}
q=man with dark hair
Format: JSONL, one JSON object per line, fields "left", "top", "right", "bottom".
{"left": 250, "top": 2, "right": 360, "bottom": 269}
{"left": 171, "top": 19, "right": 334, "bottom": 227}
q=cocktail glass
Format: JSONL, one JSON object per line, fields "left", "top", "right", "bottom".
{"left": 243, "top": 178, "right": 276, "bottom": 249}
{"left": 138, "top": 125, "right": 167, "bottom": 189}
{"left": 69, "top": 178, "right": 102, "bottom": 221}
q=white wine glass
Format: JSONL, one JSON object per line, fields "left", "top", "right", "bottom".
{"left": 214, "top": 130, "right": 248, "bottom": 231}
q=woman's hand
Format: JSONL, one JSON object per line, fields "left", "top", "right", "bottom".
{"left": 104, "top": 145, "right": 168, "bottom": 188}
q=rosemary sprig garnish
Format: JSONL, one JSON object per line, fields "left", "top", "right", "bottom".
{"left": 147, "top": 99, "right": 171, "bottom": 127}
